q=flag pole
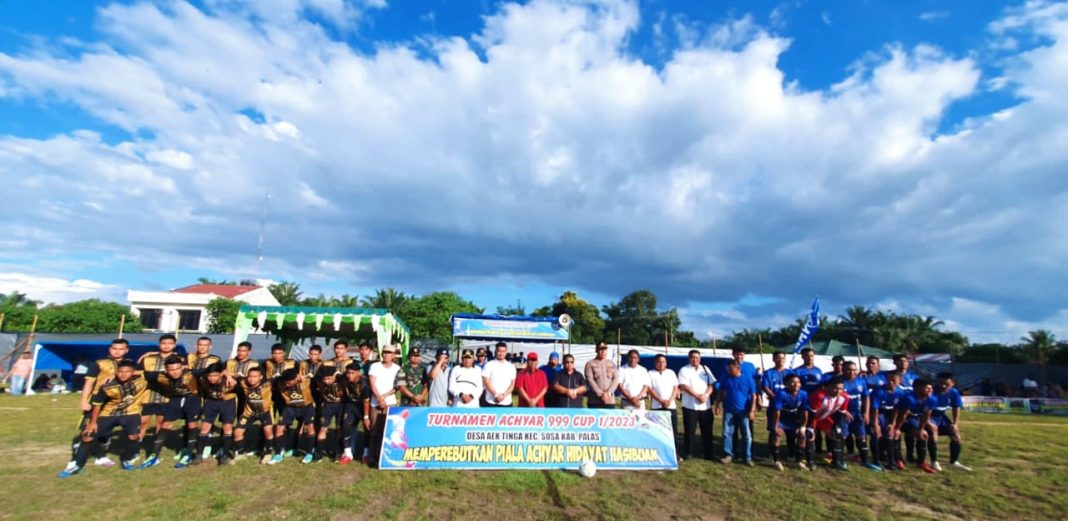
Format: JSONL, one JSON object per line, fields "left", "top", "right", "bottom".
{"left": 710, "top": 333, "right": 717, "bottom": 358}
{"left": 757, "top": 334, "right": 766, "bottom": 373}
{"left": 118, "top": 314, "right": 126, "bottom": 339}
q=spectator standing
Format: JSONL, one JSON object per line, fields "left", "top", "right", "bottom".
{"left": 515, "top": 353, "right": 549, "bottom": 407}
{"left": 540, "top": 352, "right": 561, "bottom": 406}
{"left": 552, "top": 354, "right": 587, "bottom": 408}
{"left": 427, "top": 348, "right": 453, "bottom": 407}
{"left": 585, "top": 342, "right": 619, "bottom": 409}
{"left": 647, "top": 354, "right": 680, "bottom": 453}
{"left": 678, "top": 350, "right": 716, "bottom": 460}
{"left": 483, "top": 342, "right": 517, "bottom": 407}
{"left": 618, "top": 350, "right": 651, "bottom": 409}
{"left": 8, "top": 352, "right": 33, "bottom": 395}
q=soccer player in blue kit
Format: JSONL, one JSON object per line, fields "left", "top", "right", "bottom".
{"left": 769, "top": 373, "right": 809, "bottom": 471}
{"left": 892, "top": 354, "right": 919, "bottom": 462}
{"left": 761, "top": 351, "right": 791, "bottom": 462}
{"left": 871, "top": 371, "right": 905, "bottom": 469}
{"left": 793, "top": 348, "right": 824, "bottom": 455}
{"left": 842, "top": 361, "right": 881, "bottom": 471}
{"left": 895, "top": 378, "right": 939, "bottom": 474}
{"left": 932, "top": 373, "right": 972, "bottom": 471}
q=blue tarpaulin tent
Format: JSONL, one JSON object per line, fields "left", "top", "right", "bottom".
{"left": 33, "top": 340, "right": 187, "bottom": 389}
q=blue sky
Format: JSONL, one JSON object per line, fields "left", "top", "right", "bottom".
{"left": 1, "top": 0, "right": 1067, "bottom": 343}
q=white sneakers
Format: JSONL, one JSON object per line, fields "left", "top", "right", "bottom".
{"left": 931, "top": 461, "right": 943, "bottom": 472}
{"left": 774, "top": 461, "right": 785, "bottom": 472}
{"left": 951, "top": 461, "right": 973, "bottom": 471}
{"left": 94, "top": 457, "right": 115, "bottom": 467}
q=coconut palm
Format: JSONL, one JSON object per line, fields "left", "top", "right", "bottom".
{"left": 269, "top": 281, "right": 303, "bottom": 306}
{"left": 1021, "top": 330, "right": 1056, "bottom": 385}
{"left": 361, "top": 288, "right": 410, "bottom": 312}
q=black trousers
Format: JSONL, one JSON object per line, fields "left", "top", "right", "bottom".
{"left": 682, "top": 407, "right": 714, "bottom": 460}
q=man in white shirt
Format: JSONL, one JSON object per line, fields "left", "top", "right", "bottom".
{"left": 647, "top": 354, "right": 680, "bottom": 453}
{"left": 450, "top": 350, "right": 484, "bottom": 408}
{"left": 618, "top": 350, "right": 651, "bottom": 410}
{"left": 367, "top": 345, "right": 401, "bottom": 467}
{"left": 677, "top": 349, "right": 716, "bottom": 461}
{"left": 482, "top": 342, "right": 517, "bottom": 407}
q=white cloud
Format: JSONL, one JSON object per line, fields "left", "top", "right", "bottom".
{"left": 0, "top": 272, "right": 123, "bottom": 305}
{"left": 0, "top": 0, "right": 1065, "bottom": 339}
{"left": 919, "top": 11, "right": 950, "bottom": 22}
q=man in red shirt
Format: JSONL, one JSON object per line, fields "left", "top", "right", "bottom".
{"left": 515, "top": 353, "right": 548, "bottom": 407}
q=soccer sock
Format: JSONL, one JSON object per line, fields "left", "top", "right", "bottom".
{"left": 273, "top": 435, "right": 285, "bottom": 455}
{"left": 197, "top": 434, "right": 209, "bottom": 458}
{"left": 916, "top": 437, "right": 927, "bottom": 465}
{"left": 815, "top": 431, "right": 824, "bottom": 453}
{"left": 122, "top": 439, "right": 139, "bottom": 463}
{"left": 74, "top": 439, "right": 93, "bottom": 468}
{"left": 831, "top": 437, "right": 842, "bottom": 465}
{"left": 342, "top": 425, "right": 356, "bottom": 453}
{"left": 785, "top": 433, "right": 797, "bottom": 461}
{"left": 299, "top": 433, "right": 314, "bottom": 455}
{"left": 806, "top": 442, "right": 815, "bottom": 467}
{"left": 858, "top": 436, "right": 870, "bottom": 465}
{"left": 95, "top": 437, "right": 110, "bottom": 459}
{"left": 927, "top": 438, "right": 938, "bottom": 463}
{"left": 70, "top": 435, "right": 81, "bottom": 461}
{"left": 845, "top": 436, "right": 855, "bottom": 455}
{"left": 950, "top": 440, "right": 962, "bottom": 463}
{"left": 222, "top": 435, "right": 233, "bottom": 457}
{"left": 314, "top": 437, "right": 325, "bottom": 459}
{"left": 186, "top": 429, "right": 198, "bottom": 455}
{"left": 151, "top": 432, "right": 166, "bottom": 457}
{"left": 905, "top": 435, "right": 916, "bottom": 460}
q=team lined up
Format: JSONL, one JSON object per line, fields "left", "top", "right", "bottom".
{"left": 56, "top": 336, "right": 970, "bottom": 477}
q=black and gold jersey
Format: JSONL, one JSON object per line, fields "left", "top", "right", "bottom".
{"left": 316, "top": 380, "right": 345, "bottom": 404}
{"left": 83, "top": 357, "right": 129, "bottom": 395}
{"left": 278, "top": 379, "right": 313, "bottom": 407}
{"left": 263, "top": 359, "right": 298, "bottom": 381}
{"left": 342, "top": 378, "right": 367, "bottom": 404}
{"left": 301, "top": 359, "right": 326, "bottom": 379}
{"left": 140, "top": 352, "right": 179, "bottom": 404}
{"left": 187, "top": 354, "right": 222, "bottom": 373}
{"left": 226, "top": 358, "right": 260, "bottom": 380}
{"left": 199, "top": 376, "right": 237, "bottom": 401}
{"left": 327, "top": 356, "right": 353, "bottom": 373}
{"left": 239, "top": 380, "right": 272, "bottom": 416}
{"left": 144, "top": 369, "right": 199, "bottom": 398}
{"left": 92, "top": 376, "right": 148, "bottom": 416}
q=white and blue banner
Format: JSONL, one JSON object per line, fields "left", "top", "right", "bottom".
{"left": 451, "top": 314, "right": 569, "bottom": 341}
{"left": 378, "top": 407, "right": 678, "bottom": 470}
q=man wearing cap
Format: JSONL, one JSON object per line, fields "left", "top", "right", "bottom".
{"left": 585, "top": 341, "right": 619, "bottom": 409}
{"left": 482, "top": 341, "right": 517, "bottom": 407}
{"left": 474, "top": 347, "right": 489, "bottom": 369}
{"left": 427, "top": 348, "right": 453, "bottom": 407}
{"left": 540, "top": 352, "right": 562, "bottom": 407}
{"left": 397, "top": 347, "right": 428, "bottom": 406}
{"left": 367, "top": 345, "right": 401, "bottom": 467}
{"left": 450, "top": 350, "right": 483, "bottom": 408}
{"left": 515, "top": 353, "right": 549, "bottom": 407}
{"left": 618, "top": 349, "right": 651, "bottom": 410}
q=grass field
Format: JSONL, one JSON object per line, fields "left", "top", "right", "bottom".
{"left": 1, "top": 394, "right": 1067, "bottom": 521}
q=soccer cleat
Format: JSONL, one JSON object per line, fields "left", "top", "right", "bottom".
{"left": 218, "top": 455, "right": 233, "bottom": 466}
{"left": 173, "top": 451, "right": 183, "bottom": 461}
{"left": 174, "top": 454, "right": 192, "bottom": 469}
{"left": 895, "top": 459, "right": 906, "bottom": 470}
{"left": 269, "top": 454, "right": 283, "bottom": 465}
{"left": 931, "top": 461, "right": 943, "bottom": 472}
{"left": 339, "top": 455, "right": 353, "bottom": 465}
{"left": 797, "top": 461, "right": 809, "bottom": 471}
{"left": 362, "top": 455, "right": 370, "bottom": 465}
{"left": 834, "top": 462, "right": 849, "bottom": 471}
{"left": 918, "top": 462, "right": 937, "bottom": 474}
{"left": 58, "top": 466, "right": 83, "bottom": 478}
{"left": 951, "top": 461, "right": 973, "bottom": 472}
{"left": 719, "top": 455, "right": 732, "bottom": 465}
{"left": 121, "top": 460, "right": 138, "bottom": 471}
{"left": 301, "top": 453, "right": 314, "bottom": 464}
{"left": 139, "top": 455, "right": 160, "bottom": 469}
{"left": 233, "top": 451, "right": 247, "bottom": 461}
{"left": 283, "top": 449, "right": 294, "bottom": 458}
{"left": 744, "top": 460, "right": 754, "bottom": 467}
{"left": 862, "top": 462, "right": 883, "bottom": 472}
{"left": 202, "top": 446, "right": 213, "bottom": 460}
{"left": 260, "top": 454, "right": 273, "bottom": 465}
{"left": 94, "top": 457, "right": 116, "bottom": 468}
{"left": 773, "top": 461, "right": 784, "bottom": 472}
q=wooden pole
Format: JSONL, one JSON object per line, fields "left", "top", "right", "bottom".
{"left": 118, "top": 314, "right": 126, "bottom": 339}
{"left": 663, "top": 330, "right": 668, "bottom": 354}
{"left": 757, "top": 334, "right": 766, "bottom": 373}
{"left": 854, "top": 335, "right": 864, "bottom": 371}
{"left": 0, "top": 312, "right": 5, "bottom": 332}
{"left": 616, "top": 328, "right": 621, "bottom": 365}
{"left": 711, "top": 334, "right": 717, "bottom": 358}
{"left": 2, "top": 315, "right": 37, "bottom": 385}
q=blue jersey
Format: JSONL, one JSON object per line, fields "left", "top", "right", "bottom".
{"left": 864, "top": 372, "right": 887, "bottom": 392}
{"left": 898, "top": 370, "right": 918, "bottom": 393}
{"left": 842, "top": 377, "right": 869, "bottom": 417}
{"left": 793, "top": 366, "right": 824, "bottom": 393}
{"left": 720, "top": 374, "right": 757, "bottom": 414}
{"left": 897, "top": 393, "right": 938, "bottom": 418}
{"left": 934, "top": 387, "right": 963, "bottom": 419}
{"left": 761, "top": 368, "right": 791, "bottom": 396}
{"left": 773, "top": 390, "right": 809, "bottom": 427}
{"left": 871, "top": 386, "right": 905, "bottom": 417}
{"left": 821, "top": 371, "right": 845, "bottom": 383}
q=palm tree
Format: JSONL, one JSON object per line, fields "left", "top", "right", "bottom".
{"left": 1, "top": 292, "right": 40, "bottom": 307}
{"left": 334, "top": 294, "right": 360, "bottom": 308}
{"left": 269, "top": 281, "right": 303, "bottom": 306}
{"left": 1021, "top": 330, "right": 1056, "bottom": 385}
{"left": 361, "top": 288, "right": 409, "bottom": 312}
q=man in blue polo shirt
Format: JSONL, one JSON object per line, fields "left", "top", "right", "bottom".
{"left": 715, "top": 360, "right": 758, "bottom": 466}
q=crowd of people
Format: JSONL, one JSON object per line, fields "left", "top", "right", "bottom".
{"left": 56, "top": 335, "right": 973, "bottom": 477}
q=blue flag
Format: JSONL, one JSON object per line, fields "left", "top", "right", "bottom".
{"left": 793, "top": 297, "right": 820, "bottom": 353}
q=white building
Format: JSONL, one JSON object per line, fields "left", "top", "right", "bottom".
{"left": 127, "top": 284, "right": 280, "bottom": 333}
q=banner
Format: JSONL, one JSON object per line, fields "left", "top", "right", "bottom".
{"left": 961, "top": 396, "right": 1068, "bottom": 416}
{"left": 1029, "top": 398, "right": 1068, "bottom": 416}
{"left": 451, "top": 316, "right": 569, "bottom": 341}
{"left": 961, "top": 395, "right": 1008, "bottom": 413}
{"left": 378, "top": 407, "right": 678, "bottom": 470}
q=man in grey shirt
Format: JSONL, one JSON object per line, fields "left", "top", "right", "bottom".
{"left": 427, "top": 348, "right": 453, "bottom": 407}
{"left": 585, "top": 341, "right": 619, "bottom": 408}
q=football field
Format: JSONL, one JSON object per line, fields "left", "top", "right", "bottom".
{"left": 1, "top": 394, "right": 1066, "bottom": 520}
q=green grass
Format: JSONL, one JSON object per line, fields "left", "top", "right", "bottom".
{"left": 2, "top": 394, "right": 1067, "bottom": 520}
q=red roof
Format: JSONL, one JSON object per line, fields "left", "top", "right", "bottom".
{"left": 172, "top": 284, "right": 261, "bottom": 298}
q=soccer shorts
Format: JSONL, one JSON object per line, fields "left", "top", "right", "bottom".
{"left": 202, "top": 398, "right": 237, "bottom": 425}
{"left": 846, "top": 417, "right": 867, "bottom": 438}
{"left": 876, "top": 411, "right": 895, "bottom": 433}
{"left": 96, "top": 414, "right": 141, "bottom": 437}
{"left": 814, "top": 414, "right": 849, "bottom": 436}
{"left": 319, "top": 403, "right": 344, "bottom": 428}
{"left": 142, "top": 400, "right": 171, "bottom": 417}
{"left": 280, "top": 405, "right": 315, "bottom": 427}
{"left": 236, "top": 412, "right": 273, "bottom": 430}
{"left": 162, "top": 396, "right": 202, "bottom": 423}
{"left": 931, "top": 416, "right": 956, "bottom": 435}
{"left": 902, "top": 415, "right": 927, "bottom": 433}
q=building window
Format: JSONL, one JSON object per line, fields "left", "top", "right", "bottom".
{"left": 178, "top": 310, "right": 202, "bottom": 331}
{"left": 139, "top": 308, "right": 162, "bottom": 329}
